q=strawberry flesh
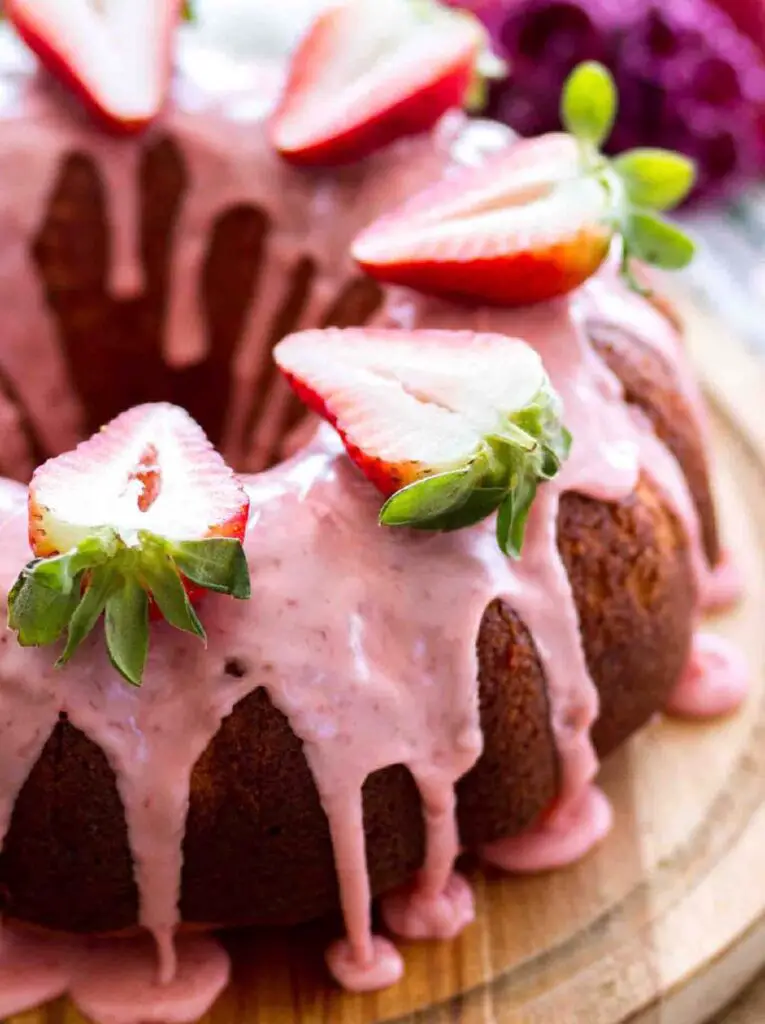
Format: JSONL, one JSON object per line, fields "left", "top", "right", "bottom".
{"left": 6, "top": 0, "right": 180, "bottom": 134}
{"left": 29, "top": 403, "right": 249, "bottom": 558}
{"left": 352, "top": 132, "right": 614, "bottom": 304}
{"left": 275, "top": 327, "right": 549, "bottom": 493}
{"left": 270, "top": 0, "right": 482, "bottom": 165}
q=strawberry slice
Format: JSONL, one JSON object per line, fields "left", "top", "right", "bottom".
{"left": 274, "top": 327, "right": 570, "bottom": 557}
{"left": 270, "top": 0, "right": 483, "bottom": 166}
{"left": 6, "top": 0, "right": 180, "bottom": 134}
{"left": 352, "top": 132, "right": 615, "bottom": 305}
{"left": 9, "top": 404, "right": 251, "bottom": 686}
{"left": 353, "top": 62, "right": 699, "bottom": 305}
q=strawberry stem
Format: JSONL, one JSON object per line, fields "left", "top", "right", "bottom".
{"left": 8, "top": 530, "right": 251, "bottom": 686}
{"left": 379, "top": 380, "right": 570, "bottom": 558}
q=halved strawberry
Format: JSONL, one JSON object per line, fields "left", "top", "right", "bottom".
{"left": 9, "top": 404, "right": 251, "bottom": 686}
{"left": 6, "top": 0, "right": 180, "bottom": 134}
{"left": 353, "top": 62, "right": 699, "bottom": 305}
{"left": 275, "top": 327, "right": 570, "bottom": 557}
{"left": 270, "top": 0, "right": 483, "bottom": 166}
{"left": 353, "top": 132, "right": 615, "bottom": 305}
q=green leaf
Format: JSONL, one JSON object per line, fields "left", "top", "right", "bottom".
{"left": 626, "top": 211, "right": 696, "bottom": 270}
{"left": 495, "top": 470, "right": 539, "bottom": 559}
{"left": 613, "top": 149, "right": 696, "bottom": 210}
{"left": 542, "top": 426, "right": 573, "bottom": 477}
{"left": 411, "top": 486, "right": 507, "bottom": 533}
{"left": 141, "top": 555, "right": 205, "bottom": 641}
{"left": 379, "top": 467, "right": 477, "bottom": 527}
{"left": 105, "top": 577, "right": 149, "bottom": 687}
{"left": 561, "top": 61, "right": 617, "bottom": 148}
{"left": 29, "top": 528, "right": 120, "bottom": 596}
{"left": 8, "top": 566, "right": 80, "bottom": 646}
{"left": 168, "top": 538, "right": 251, "bottom": 600}
{"left": 57, "top": 566, "right": 115, "bottom": 667}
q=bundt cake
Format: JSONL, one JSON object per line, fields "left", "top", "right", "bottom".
{"left": 0, "top": 2, "right": 749, "bottom": 1021}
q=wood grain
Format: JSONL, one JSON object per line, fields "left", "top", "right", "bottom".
{"left": 7, "top": 307, "right": 765, "bottom": 1024}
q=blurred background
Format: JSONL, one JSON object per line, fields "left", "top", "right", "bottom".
{"left": 192, "top": 0, "right": 765, "bottom": 354}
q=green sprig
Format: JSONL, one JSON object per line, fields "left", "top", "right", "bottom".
{"left": 379, "top": 382, "right": 570, "bottom": 559}
{"left": 8, "top": 529, "right": 250, "bottom": 686}
{"left": 561, "top": 61, "right": 697, "bottom": 288}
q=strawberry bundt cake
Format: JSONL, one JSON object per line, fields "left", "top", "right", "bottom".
{"left": 0, "top": 1, "right": 749, "bottom": 1021}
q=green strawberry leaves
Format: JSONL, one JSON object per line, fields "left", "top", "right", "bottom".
{"left": 561, "top": 60, "right": 617, "bottom": 149}
{"left": 379, "top": 382, "right": 570, "bottom": 558}
{"left": 58, "top": 564, "right": 116, "bottom": 667}
{"left": 105, "top": 578, "right": 150, "bottom": 687}
{"left": 379, "top": 464, "right": 482, "bottom": 526}
{"left": 8, "top": 566, "right": 79, "bottom": 647}
{"left": 624, "top": 210, "right": 697, "bottom": 270}
{"left": 170, "top": 538, "right": 251, "bottom": 597}
{"left": 561, "top": 61, "right": 697, "bottom": 287}
{"left": 612, "top": 149, "right": 696, "bottom": 211}
{"left": 8, "top": 529, "right": 251, "bottom": 686}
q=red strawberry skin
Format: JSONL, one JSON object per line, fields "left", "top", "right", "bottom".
{"left": 356, "top": 227, "right": 612, "bottom": 305}
{"left": 274, "top": 60, "right": 475, "bottom": 167}
{"left": 6, "top": 0, "right": 180, "bottom": 135}
{"left": 271, "top": 3, "right": 480, "bottom": 166}
{"left": 280, "top": 366, "right": 415, "bottom": 494}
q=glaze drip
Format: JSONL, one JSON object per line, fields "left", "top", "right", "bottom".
{"left": 667, "top": 632, "right": 749, "bottom": 719}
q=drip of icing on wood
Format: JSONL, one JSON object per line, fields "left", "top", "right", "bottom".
{"left": 481, "top": 784, "right": 613, "bottom": 873}
{"left": 666, "top": 632, "right": 749, "bottom": 719}
{"left": 0, "top": 926, "right": 229, "bottom": 1023}
{"left": 702, "top": 549, "right": 744, "bottom": 614}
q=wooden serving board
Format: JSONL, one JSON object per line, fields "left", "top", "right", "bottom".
{"left": 11, "top": 305, "right": 765, "bottom": 1024}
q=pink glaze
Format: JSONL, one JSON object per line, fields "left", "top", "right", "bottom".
{"left": 0, "top": 926, "right": 79, "bottom": 1018}
{"left": 0, "top": 15, "right": 738, "bottom": 1022}
{"left": 69, "top": 934, "right": 230, "bottom": 1024}
{"left": 666, "top": 632, "right": 750, "bottom": 719}
{"left": 0, "top": 925, "right": 229, "bottom": 1024}
{"left": 481, "top": 785, "right": 613, "bottom": 873}
{"left": 325, "top": 934, "right": 404, "bottom": 993}
{"left": 381, "top": 871, "right": 475, "bottom": 941}
{"left": 702, "top": 548, "right": 745, "bottom": 614}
